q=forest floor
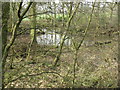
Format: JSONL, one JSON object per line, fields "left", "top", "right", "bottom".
{"left": 4, "top": 28, "right": 119, "bottom": 88}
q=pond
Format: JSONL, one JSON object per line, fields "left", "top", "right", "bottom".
{"left": 36, "top": 29, "right": 72, "bottom": 46}
{"left": 36, "top": 29, "right": 113, "bottom": 47}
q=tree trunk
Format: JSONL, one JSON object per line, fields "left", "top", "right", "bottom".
{"left": 30, "top": 2, "right": 37, "bottom": 44}
{"left": 2, "top": 2, "right": 10, "bottom": 55}
{"left": 27, "top": 2, "right": 37, "bottom": 61}
{"left": 71, "top": 1, "right": 96, "bottom": 87}
{"left": 2, "top": 2, "right": 10, "bottom": 89}
{"left": 53, "top": 3, "right": 80, "bottom": 67}
{"left": 2, "top": 2, "right": 32, "bottom": 88}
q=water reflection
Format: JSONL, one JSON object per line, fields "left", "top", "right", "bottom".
{"left": 36, "top": 29, "right": 71, "bottom": 46}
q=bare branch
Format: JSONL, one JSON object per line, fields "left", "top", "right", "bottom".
{"left": 21, "top": 2, "right": 33, "bottom": 19}
{"left": 18, "top": 2, "right": 23, "bottom": 18}
{"left": 23, "top": 11, "right": 53, "bottom": 19}
{"left": 77, "top": 1, "right": 96, "bottom": 50}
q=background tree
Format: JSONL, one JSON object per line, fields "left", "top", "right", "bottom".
{"left": 71, "top": 1, "right": 96, "bottom": 86}
{"left": 27, "top": 2, "right": 37, "bottom": 61}
{"left": 30, "top": 2, "right": 37, "bottom": 44}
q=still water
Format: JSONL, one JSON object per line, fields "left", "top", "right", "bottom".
{"left": 36, "top": 29, "right": 71, "bottom": 46}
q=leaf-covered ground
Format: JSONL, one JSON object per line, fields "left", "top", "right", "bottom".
{"left": 5, "top": 28, "right": 118, "bottom": 88}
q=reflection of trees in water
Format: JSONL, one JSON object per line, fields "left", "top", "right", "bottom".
{"left": 37, "top": 29, "right": 71, "bottom": 46}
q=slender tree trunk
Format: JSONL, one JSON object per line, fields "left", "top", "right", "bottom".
{"left": 94, "top": 2, "right": 100, "bottom": 41}
{"left": 30, "top": 2, "right": 37, "bottom": 44}
{"left": 62, "top": 2, "right": 65, "bottom": 27}
{"left": 1, "top": 2, "right": 10, "bottom": 89}
{"left": 2, "top": 2, "right": 32, "bottom": 88}
{"left": 53, "top": 3, "right": 80, "bottom": 67}
{"left": 73, "top": 49, "right": 78, "bottom": 86}
{"left": 27, "top": 2, "right": 37, "bottom": 61}
{"left": 2, "top": 2, "right": 10, "bottom": 55}
{"left": 53, "top": 2, "right": 57, "bottom": 45}
{"left": 71, "top": 1, "right": 96, "bottom": 87}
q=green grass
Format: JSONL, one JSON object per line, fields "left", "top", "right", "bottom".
{"left": 23, "top": 14, "right": 68, "bottom": 21}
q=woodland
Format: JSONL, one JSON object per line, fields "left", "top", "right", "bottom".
{"left": 1, "top": 1, "right": 119, "bottom": 88}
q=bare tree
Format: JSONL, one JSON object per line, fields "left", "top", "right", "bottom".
{"left": 27, "top": 2, "right": 37, "bottom": 61}
{"left": 2, "top": 2, "right": 10, "bottom": 55}
{"left": 2, "top": 2, "right": 32, "bottom": 88}
{"left": 71, "top": 1, "right": 96, "bottom": 86}
{"left": 53, "top": 3, "right": 80, "bottom": 67}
